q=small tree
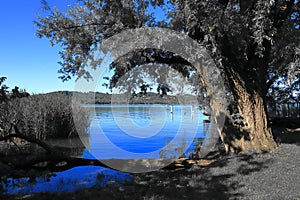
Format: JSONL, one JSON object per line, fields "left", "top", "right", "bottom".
{"left": 11, "top": 86, "right": 20, "bottom": 99}
{"left": 0, "top": 77, "right": 9, "bottom": 102}
{"left": 157, "top": 83, "right": 171, "bottom": 96}
{"left": 140, "top": 84, "right": 150, "bottom": 95}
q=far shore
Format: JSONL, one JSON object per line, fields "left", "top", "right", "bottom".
{"left": 47, "top": 91, "right": 201, "bottom": 105}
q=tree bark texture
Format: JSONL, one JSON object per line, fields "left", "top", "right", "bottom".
{"left": 221, "top": 71, "right": 278, "bottom": 153}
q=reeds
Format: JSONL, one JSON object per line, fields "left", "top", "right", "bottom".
{"left": 0, "top": 93, "right": 90, "bottom": 140}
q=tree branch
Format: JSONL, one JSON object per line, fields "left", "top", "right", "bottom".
{"left": 0, "top": 126, "right": 55, "bottom": 154}
{"left": 60, "top": 22, "right": 106, "bottom": 31}
{"left": 218, "top": 0, "right": 229, "bottom": 10}
{"left": 240, "top": 0, "right": 256, "bottom": 14}
{"left": 273, "top": 0, "right": 297, "bottom": 29}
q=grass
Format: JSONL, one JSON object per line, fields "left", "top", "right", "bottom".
{"left": 0, "top": 92, "right": 90, "bottom": 140}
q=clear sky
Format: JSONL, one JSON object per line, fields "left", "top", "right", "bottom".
{"left": 0, "top": 1, "right": 166, "bottom": 94}
{"left": 1, "top": 0, "right": 79, "bottom": 94}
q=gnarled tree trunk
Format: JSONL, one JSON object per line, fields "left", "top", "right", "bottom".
{"left": 221, "top": 72, "right": 278, "bottom": 153}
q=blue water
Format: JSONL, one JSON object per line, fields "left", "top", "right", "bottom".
{"left": 1, "top": 104, "right": 208, "bottom": 195}
{"left": 2, "top": 166, "right": 131, "bottom": 195}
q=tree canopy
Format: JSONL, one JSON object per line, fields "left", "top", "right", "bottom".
{"left": 35, "top": 0, "right": 300, "bottom": 153}
{"left": 35, "top": 0, "right": 299, "bottom": 102}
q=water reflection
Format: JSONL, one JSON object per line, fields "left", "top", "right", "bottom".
{"left": 1, "top": 104, "right": 209, "bottom": 195}
{"left": 2, "top": 166, "right": 130, "bottom": 195}
{"left": 87, "top": 104, "right": 207, "bottom": 159}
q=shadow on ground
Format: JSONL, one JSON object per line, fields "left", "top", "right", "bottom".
{"left": 271, "top": 117, "right": 300, "bottom": 145}
{"left": 2, "top": 148, "right": 275, "bottom": 200}
{"left": 272, "top": 122, "right": 300, "bottom": 146}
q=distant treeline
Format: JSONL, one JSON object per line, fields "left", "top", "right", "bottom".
{"left": 51, "top": 91, "right": 200, "bottom": 105}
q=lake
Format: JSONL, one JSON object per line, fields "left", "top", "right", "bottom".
{"left": 85, "top": 104, "right": 208, "bottom": 159}
{"left": 1, "top": 104, "right": 209, "bottom": 195}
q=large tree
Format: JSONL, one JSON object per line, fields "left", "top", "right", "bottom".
{"left": 35, "top": 0, "right": 299, "bottom": 153}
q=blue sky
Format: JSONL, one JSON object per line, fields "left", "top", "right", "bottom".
{"left": 0, "top": 1, "right": 166, "bottom": 94}
{"left": 0, "top": 0, "right": 79, "bottom": 94}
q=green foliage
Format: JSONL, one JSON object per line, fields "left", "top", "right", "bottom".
{"left": 157, "top": 83, "right": 171, "bottom": 96}
{"left": 35, "top": 0, "right": 154, "bottom": 81}
{"left": 140, "top": 84, "right": 150, "bottom": 95}
{"left": 10, "top": 86, "right": 30, "bottom": 99}
{"left": 0, "top": 93, "right": 90, "bottom": 139}
{"left": 35, "top": 0, "right": 299, "bottom": 104}
{"left": 0, "top": 77, "right": 9, "bottom": 102}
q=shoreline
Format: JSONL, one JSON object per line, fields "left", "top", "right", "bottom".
{"left": 1, "top": 126, "right": 299, "bottom": 199}
{"left": 2, "top": 141, "right": 300, "bottom": 199}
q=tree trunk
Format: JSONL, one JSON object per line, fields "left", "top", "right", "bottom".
{"left": 220, "top": 72, "right": 278, "bottom": 153}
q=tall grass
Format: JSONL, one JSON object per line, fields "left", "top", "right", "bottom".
{"left": 0, "top": 93, "right": 90, "bottom": 140}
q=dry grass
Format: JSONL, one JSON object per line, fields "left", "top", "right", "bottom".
{"left": 0, "top": 93, "right": 90, "bottom": 140}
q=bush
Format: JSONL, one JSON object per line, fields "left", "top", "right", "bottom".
{"left": 0, "top": 93, "right": 90, "bottom": 140}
